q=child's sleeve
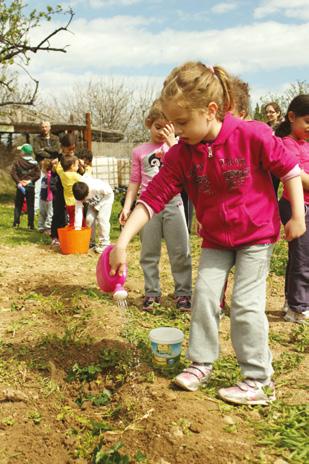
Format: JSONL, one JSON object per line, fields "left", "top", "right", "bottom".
{"left": 55, "top": 162, "right": 63, "bottom": 175}
{"left": 31, "top": 164, "right": 41, "bottom": 183}
{"left": 257, "top": 125, "right": 298, "bottom": 178}
{"left": 74, "top": 201, "right": 84, "bottom": 230}
{"left": 10, "top": 161, "right": 20, "bottom": 184}
{"left": 129, "top": 148, "right": 142, "bottom": 185}
{"left": 139, "top": 145, "right": 184, "bottom": 214}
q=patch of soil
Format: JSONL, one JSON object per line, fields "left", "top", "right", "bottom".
{"left": 0, "top": 242, "right": 307, "bottom": 464}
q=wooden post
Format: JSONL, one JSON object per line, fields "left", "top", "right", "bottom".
{"left": 84, "top": 112, "right": 92, "bottom": 151}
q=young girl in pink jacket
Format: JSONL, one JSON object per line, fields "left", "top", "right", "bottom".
{"left": 110, "top": 62, "right": 305, "bottom": 405}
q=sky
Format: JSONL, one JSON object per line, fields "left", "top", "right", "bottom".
{"left": 23, "top": 0, "right": 309, "bottom": 105}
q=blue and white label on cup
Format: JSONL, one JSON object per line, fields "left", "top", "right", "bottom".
{"left": 149, "top": 327, "right": 184, "bottom": 368}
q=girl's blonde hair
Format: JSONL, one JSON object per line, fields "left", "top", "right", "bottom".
{"left": 145, "top": 99, "right": 167, "bottom": 128}
{"left": 160, "top": 61, "right": 234, "bottom": 120}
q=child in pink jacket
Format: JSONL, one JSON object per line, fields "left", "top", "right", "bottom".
{"left": 110, "top": 62, "right": 305, "bottom": 406}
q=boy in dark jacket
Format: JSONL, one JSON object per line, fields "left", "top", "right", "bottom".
{"left": 10, "top": 144, "right": 41, "bottom": 229}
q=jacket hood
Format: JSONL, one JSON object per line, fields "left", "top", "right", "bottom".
{"left": 212, "top": 112, "right": 242, "bottom": 146}
{"left": 21, "top": 155, "right": 38, "bottom": 165}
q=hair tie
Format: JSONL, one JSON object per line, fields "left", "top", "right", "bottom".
{"left": 206, "top": 64, "right": 219, "bottom": 80}
{"left": 206, "top": 64, "right": 215, "bottom": 74}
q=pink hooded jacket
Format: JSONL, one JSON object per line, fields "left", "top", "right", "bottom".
{"left": 139, "top": 113, "right": 298, "bottom": 249}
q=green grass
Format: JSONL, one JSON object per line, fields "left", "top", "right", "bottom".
{"left": 255, "top": 402, "right": 309, "bottom": 463}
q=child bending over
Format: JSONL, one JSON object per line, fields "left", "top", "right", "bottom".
{"left": 110, "top": 61, "right": 305, "bottom": 405}
{"left": 73, "top": 178, "right": 114, "bottom": 254}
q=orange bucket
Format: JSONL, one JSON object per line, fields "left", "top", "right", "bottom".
{"left": 58, "top": 226, "right": 91, "bottom": 254}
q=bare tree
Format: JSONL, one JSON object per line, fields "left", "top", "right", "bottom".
{"left": 44, "top": 78, "right": 159, "bottom": 142}
{"left": 0, "top": 1, "right": 74, "bottom": 107}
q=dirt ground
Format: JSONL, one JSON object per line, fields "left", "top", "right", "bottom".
{"left": 0, "top": 235, "right": 308, "bottom": 464}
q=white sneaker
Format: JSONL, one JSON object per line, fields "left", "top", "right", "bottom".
{"left": 284, "top": 308, "right": 309, "bottom": 324}
{"left": 174, "top": 364, "right": 212, "bottom": 392}
{"left": 218, "top": 379, "right": 276, "bottom": 405}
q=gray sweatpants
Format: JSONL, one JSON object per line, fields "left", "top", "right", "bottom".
{"left": 188, "top": 244, "right": 274, "bottom": 381}
{"left": 140, "top": 195, "right": 192, "bottom": 297}
{"left": 38, "top": 199, "right": 53, "bottom": 230}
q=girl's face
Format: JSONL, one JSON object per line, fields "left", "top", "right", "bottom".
{"left": 162, "top": 100, "right": 220, "bottom": 145}
{"left": 288, "top": 112, "right": 309, "bottom": 140}
{"left": 265, "top": 105, "right": 280, "bottom": 124}
{"left": 150, "top": 119, "right": 167, "bottom": 144}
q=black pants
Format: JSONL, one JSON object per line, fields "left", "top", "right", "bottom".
{"left": 13, "top": 186, "right": 35, "bottom": 228}
{"left": 279, "top": 197, "right": 309, "bottom": 313}
{"left": 51, "top": 182, "right": 67, "bottom": 239}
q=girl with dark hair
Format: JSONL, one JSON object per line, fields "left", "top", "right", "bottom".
{"left": 277, "top": 94, "right": 309, "bottom": 323}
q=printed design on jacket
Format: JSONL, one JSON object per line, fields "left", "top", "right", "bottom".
{"left": 143, "top": 148, "right": 165, "bottom": 178}
{"left": 190, "top": 164, "right": 214, "bottom": 196}
{"left": 219, "top": 157, "right": 249, "bottom": 191}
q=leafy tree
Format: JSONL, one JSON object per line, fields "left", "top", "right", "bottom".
{"left": 0, "top": 0, "right": 73, "bottom": 107}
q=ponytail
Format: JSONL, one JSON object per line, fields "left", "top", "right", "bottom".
{"left": 275, "top": 118, "right": 291, "bottom": 138}
{"left": 213, "top": 66, "right": 234, "bottom": 114}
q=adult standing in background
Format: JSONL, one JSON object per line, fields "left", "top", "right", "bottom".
{"left": 33, "top": 121, "right": 60, "bottom": 162}
{"left": 32, "top": 121, "right": 60, "bottom": 211}
{"left": 264, "top": 102, "right": 283, "bottom": 131}
{"left": 263, "top": 102, "right": 283, "bottom": 197}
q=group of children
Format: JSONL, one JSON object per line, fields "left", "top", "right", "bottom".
{"left": 110, "top": 61, "right": 308, "bottom": 406}
{"left": 10, "top": 60, "right": 308, "bottom": 406}
{"left": 11, "top": 135, "right": 114, "bottom": 254}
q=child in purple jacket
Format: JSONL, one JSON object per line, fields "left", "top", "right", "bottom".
{"left": 109, "top": 62, "right": 305, "bottom": 406}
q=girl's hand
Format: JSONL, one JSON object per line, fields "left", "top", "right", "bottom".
{"left": 161, "top": 123, "right": 177, "bottom": 147}
{"left": 284, "top": 217, "right": 306, "bottom": 241}
{"left": 196, "top": 220, "right": 202, "bottom": 236}
{"left": 109, "top": 245, "right": 127, "bottom": 276}
{"left": 119, "top": 208, "right": 130, "bottom": 226}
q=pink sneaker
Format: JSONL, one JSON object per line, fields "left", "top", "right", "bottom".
{"left": 218, "top": 379, "right": 276, "bottom": 405}
{"left": 174, "top": 364, "right": 212, "bottom": 391}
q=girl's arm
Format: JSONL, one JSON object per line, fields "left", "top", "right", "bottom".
{"left": 119, "top": 182, "right": 140, "bottom": 225}
{"left": 110, "top": 203, "right": 150, "bottom": 275}
{"left": 300, "top": 170, "right": 309, "bottom": 191}
{"left": 283, "top": 176, "right": 306, "bottom": 241}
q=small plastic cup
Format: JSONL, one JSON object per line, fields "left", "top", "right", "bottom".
{"left": 149, "top": 327, "right": 184, "bottom": 369}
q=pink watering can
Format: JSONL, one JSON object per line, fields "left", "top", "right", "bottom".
{"left": 96, "top": 245, "right": 128, "bottom": 308}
